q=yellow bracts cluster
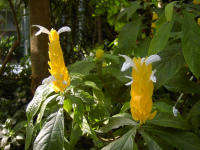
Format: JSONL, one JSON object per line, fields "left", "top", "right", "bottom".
{"left": 193, "top": 0, "right": 200, "bottom": 5}
{"left": 96, "top": 49, "right": 104, "bottom": 59}
{"left": 130, "top": 58, "right": 156, "bottom": 124}
{"left": 48, "top": 30, "right": 70, "bottom": 92}
{"left": 33, "top": 25, "right": 71, "bottom": 93}
{"left": 120, "top": 54, "right": 161, "bottom": 124}
{"left": 152, "top": 12, "right": 158, "bottom": 21}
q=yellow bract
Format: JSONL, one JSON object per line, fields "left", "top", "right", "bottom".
{"left": 193, "top": 0, "right": 200, "bottom": 4}
{"left": 130, "top": 57, "right": 156, "bottom": 124}
{"left": 152, "top": 12, "right": 158, "bottom": 20}
{"left": 151, "top": 22, "right": 156, "bottom": 28}
{"left": 96, "top": 49, "right": 104, "bottom": 59}
{"left": 48, "top": 29, "right": 70, "bottom": 93}
{"left": 198, "top": 18, "right": 200, "bottom": 26}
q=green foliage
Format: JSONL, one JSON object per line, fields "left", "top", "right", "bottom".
{"left": 24, "top": 0, "right": 200, "bottom": 150}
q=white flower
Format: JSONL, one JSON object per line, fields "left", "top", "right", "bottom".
{"left": 42, "top": 76, "right": 55, "bottom": 85}
{"left": 125, "top": 76, "right": 133, "bottom": 86}
{"left": 173, "top": 106, "right": 179, "bottom": 117}
{"left": 119, "top": 54, "right": 135, "bottom": 71}
{"left": 33, "top": 25, "right": 71, "bottom": 36}
{"left": 119, "top": 54, "right": 161, "bottom": 85}
{"left": 145, "top": 54, "right": 161, "bottom": 65}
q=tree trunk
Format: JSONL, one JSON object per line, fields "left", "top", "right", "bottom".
{"left": 30, "top": 0, "right": 50, "bottom": 93}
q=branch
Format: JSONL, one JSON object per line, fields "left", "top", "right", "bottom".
{"left": 0, "top": 0, "right": 21, "bottom": 75}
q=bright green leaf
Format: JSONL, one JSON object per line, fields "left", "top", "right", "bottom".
{"left": 118, "top": 19, "right": 141, "bottom": 54}
{"left": 33, "top": 109, "right": 64, "bottom": 150}
{"left": 149, "top": 21, "right": 173, "bottom": 55}
{"left": 165, "top": 2, "right": 176, "bottom": 22}
{"left": 102, "top": 128, "right": 137, "bottom": 150}
{"left": 182, "top": 12, "right": 200, "bottom": 77}
{"left": 140, "top": 131, "right": 162, "bottom": 150}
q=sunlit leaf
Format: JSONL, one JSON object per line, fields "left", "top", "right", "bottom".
{"left": 33, "top": 109, "right": 64, "bottom": 150}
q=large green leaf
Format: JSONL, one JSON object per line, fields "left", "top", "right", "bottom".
{"left": 140, "top": 131, "right": 162, "bottom": 150}
{"left": 101, "top": 128, "right": 137, "bottom": 150}
{"left": 148, "top": 112, "right": 190, "bottom": 130}
{"left": 182, "top": 12, "right": 200, "bottom": 77}
{"left": 165, "top": 2, "right": 176, "bottom": 22}
{"left": 25, "top": 123, "right": 34, "bottom": 150}
{"left": 117, "top": 1, "right": 140, "bottom": 21}
{"left": 165, "top": 68, "right": 200, "bottom": 94}
{"left": 187, "top": 100, "right": 200, "bottom": 129}
{"left": 36, "top": 94, "right": 58, "bottom": 124}
{"left": 68, "top": 59, "right": 95, "bottom": 75}
{"left": 154, "top": 45, "right": 185, "bottom": 88}
{"left": 118, "top": 19, "right": 141, "bottom": 54}
{"left": 100, "top": 113, "right": 138, "bottom": 133}
{"left": 149, "top": 21, "right": 173, "bottom": 55}
{"left": 33, "top": 109, "right": 64, "bottom": 150}
{"left": 26, "top": 84, "right": 54, "bottom": 122}
{"left": 147, "top": 129, "right": 200, "bottom": 150}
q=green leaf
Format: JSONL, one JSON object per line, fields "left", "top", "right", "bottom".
{"left": 127, "top": 2, "right": 141, "bottom": 20}
{"left": 26, "top": 84, "right": 54, "bottom": 122}
{"left": 154, "top": 102, "right": 173, "bottom": 114}
{"left": 117, "top": 1, "right": 140, "bottom": 21}
{"left": 154, "top": 45, "right": 185, "bottom": 88}
{"left": 36, "top": 94, "right": 58, "bottom": 124}
{"left": 84, "top": 81, "right": 100, "bottom": 90}
{"left": 70, "top": 123, "right": 82, "bottom": 148}
{"left": 187, "top": 100, "right": 200, "bottom": 129}
{"left": 118, "top": 19, "right": 141, "bottom": 54}
{"left": 69, "top": 59, "right": 95, "bottom": 75}
{"left": 140, "top": 131, "right": 162, "bottom": 150}
{"left": 165, "top": 68, "right": 200, "bottom": 94}
{"left": 182, "top": 12, "right": 200, "bottom": 77}
{"left": 63, "top": 98, "right": 72, "bottom": 113}
{"left": 102, "top": 128, "right": 137, "bottom": 150}
{"left": 147, "top": 129, "right": 200, "bottom": 150}
{"left": 165, "top": 2, "right": 176, "bottom": 22}
{"left": 25, "top": 123, "right": 34, "bottom": 150}
{"left": 148, "top": 112, "right": 190, "bottom": 130}
{"left": 33, "top": 109, "right": 64, "bottom": 150}
{"left": 120, "top": 101, "right": 130, "bottom": 113}
{"left": 149, "top": 21, "right": 173, "bottom": 55}
{"left": 100, "top": 113, "right": 138, "bottom": 133}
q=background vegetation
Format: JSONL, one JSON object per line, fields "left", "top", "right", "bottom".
{"left": 1, "top": 0, "right": 200, "bottom": 150}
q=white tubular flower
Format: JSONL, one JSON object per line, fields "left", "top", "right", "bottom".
{"left": 119, "top": 54, "right": 135, "bottom": 71}
{"left": 33, "top": 25, "right": 71, "bottom": 36}
{"left": 58, "top": 26, "right": 71, "bottom": 34}
{"left": 125, "top": 76, "right": 133, "bottom": 86}
{"left": 145, "top": 54, "right": 161, "bottom": 65}
{"left": 42, "top": 76, "right": 55, "bottom": 85}
{"left": 173, "top": 106, "right": 179, "bottom": 117}
{"left": 33, "top": 25, "right": 50, "bottom": 36}
{"left": 150, "top": 69, "right": 157, "bottom": 83}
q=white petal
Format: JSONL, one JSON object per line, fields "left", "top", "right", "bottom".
{"left": 145, "top": 54, "right": 161, "bottom": 65}
{"left": 42, "top": 76, "right": 55, "bottom": 85}
{"left": 58, "top": 26, "right": 71, "bottom": 34}
{"left": 119, "top": 54, "right": 135, "bottom": 71}
{"left": 150, "top": 69, "right": 157, "bottom": 82}
{"left": 141, "top": 57, "right": 146, "bottom": 64}
{"left": 63, "top": 80, "right": 68, "bottom": 85}
{"left": 173, "top": 106, "right": 179, "bottom": 117}
{"left": 125, "top": 76, "right": 132, "bottom": 80}
{"left": 125, "top": 80, "right": 133, "bottom": 86}
{"left": 33, "top": 25, "right": 50, "bottom": 36}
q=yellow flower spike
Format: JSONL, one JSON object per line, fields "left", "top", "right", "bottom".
{"left": 198, "top": 18, "right": 200, "bottom": 26}
{"left": 151, "top": 22, "right": 156, "bottom": 28}
{"left": 193, "top": 0, "right": 200, "bottom": 5}
{"left": 33, "top": 25, "right": 71, "bottom": 93}
{"left": 120, "top": 54, "right": 161, "bottom": 124}
{"left": 152, "top": 12, "right": 158, "bottom": 20}
{"left": 96, "top": 49, "right": 104, "bottom": 59}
